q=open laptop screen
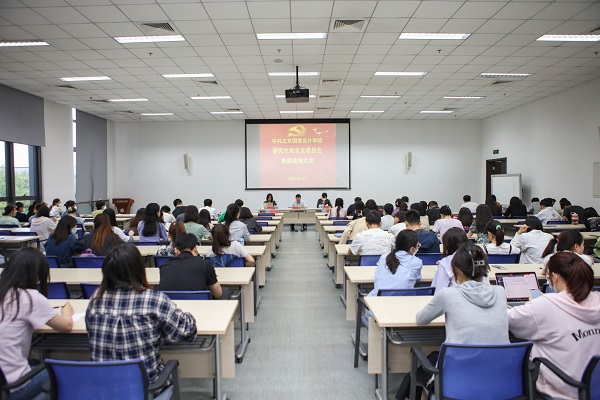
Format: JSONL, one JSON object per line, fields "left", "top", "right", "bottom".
{"left": 496, "top": 273, "right": 539, "bottom": 302}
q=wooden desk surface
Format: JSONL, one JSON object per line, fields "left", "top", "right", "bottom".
{"left": 49, "top": 267, "right": 255, "bottom": 286}
{"left": 365, "top": 296, "right": 444, "bottom": 328}
{"left": 0, "top": 235, "right": 42, "bottom": 243}
{"left": 259, "top": 226, "right": 276, "bottom": 233}
{"left": 44, "top": 299, "right": 238, "bottom": 336}
{"left": 514, "top": 224, "right": 586, "bottom": 231}
{"left": 134, "top": 245, "right": 266, "bottom": 257}
{"left": 328, "top": 234, "right": 341, "bottom": 243}
{"left": 324, "top": 225, "right": 347, "bottom": 233}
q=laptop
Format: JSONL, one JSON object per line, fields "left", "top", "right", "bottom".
{"left": 495, "top": 272, "right": 540, "bottom": 308}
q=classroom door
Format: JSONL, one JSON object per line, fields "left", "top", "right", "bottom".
{"left": 486, "top": 158, "right": 507, "bottom": 198}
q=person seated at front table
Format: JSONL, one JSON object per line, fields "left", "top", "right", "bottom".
{"left": 30, "top": 205, "right": 56, "bottom": 252}
{"left": 540, "top": 230, "right": 593, "bottom": 276}
{"left": 346, "top": 196, "right": 362, "bottom": 218}
{"left": 380, "top": 203, "right": 395, "bottom": 231}
{"left": 239, "top": 206, "right": 263, "bottom": 234}
{"left": 460, "top": 194, "right": 478, "bottom": 214}
{"left": 45, "top": 215, "right": 84, "bottom": 267}
{"left": 468, "top": 204, "right": 494, "bottom": 245}
{"left": 137, "top": 203, "right": 168, "bottom": 243}
{"left": 503, "top": 196, "right": 527, "bottom": 218}
{"left": 83, "top": 214, "right": 124, "bottom": 256}
{"left": 485, "top": 195, "right": 502, "bottom": 216}
{"left": 560, "top": 199, "right": 585, "bottom": 224}
{"left": 14, "top": 202, "right": 29, "bottom": 223}
{"left": 0, "top": 248, "right": 74, "bottom": 400}
{"left": 508, "top": 252, "right": 600, "bottom": 400}
{"left": 339, "top": 206, "right": 369, "bottom": 244}
{"left": 171, "top": 198, "right": 187, "bottom": 219}
{"left": 66, "top": 206, "right": 84, "bottom": 226}
{"left": 86, "top": 243, "right": 197, "bottom": 397}
{"left": 510, "top": 216, "right": 554, "bottom": 264}
{"left": 217, "top": 199, "right": 244, "bottom": 223}
{"left": 348, "top": 211, "right": 394, "bottom": 255}
{"left": 157, "top": 233, "right": 229, "bottom": 299}
{"left": 316, "top": 192, "right": 332, "bottom": 208}
{"left": 426, "top": 201, "right": 440, "bottom": 225}
{"left": 91, "top": 200, "right": 106, "bottom": 218}
{"left": 0, "top": 205, "right": 21, "bottom": 226}
{"left": 206, "top": 224, "right": 255, "bottom": 267}
{"left": 404, "top": 210, "right": 440, "bottom": 253}
{"left": 432, "top": 205, "right": 463, "bottom": 241}
{"left": 60, "top": 200, "right": 79, "bottom": 217}
{"left": 263, "top": 193, "right": 278, "bottom": 209}
{"left": 157, "top": 222, "right": 186, "bottom": 257}
{"left": 535, "top": 198, "right": 561, "bottom": 224}
{"left": 288, "top": 194, "right": 308, "bottom": 232}
{"left": 49, "top": 198, "right": 63, "bottom": 219}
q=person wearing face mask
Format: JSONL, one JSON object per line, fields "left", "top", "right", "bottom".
{"left": 49, "top": 198, "right": 64, "bottom": 218}
{"left": 45, "top": 216, "right": 84, "bottom": 267}
{"left": 66, "top": 206, "right": 84, "bottom": 226}
{"left": 508, "top": 253, "right": 600, "bottom": 400}
{"left": 540, "top": 230, "right": 594, "bottom": 276}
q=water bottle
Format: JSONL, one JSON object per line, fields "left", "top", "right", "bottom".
{"left": 571, "top": 212, "right": 579, "bottom": 225}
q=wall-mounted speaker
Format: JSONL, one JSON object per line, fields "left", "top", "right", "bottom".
{"left": 406, "top": 151, "right": 412, "bottom": 170}
{"left": 183, "top": 153, "right": 190, "bottom": 172}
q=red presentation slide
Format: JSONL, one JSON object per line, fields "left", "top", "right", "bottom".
{"left": 259, "top": 123, "right": 336, "bottom": 187}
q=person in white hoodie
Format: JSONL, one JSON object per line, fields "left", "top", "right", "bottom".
{"left": 535, "top": 198, "right": 561, "bottom": 224}
{"left": 508, "top": 252, "right": 600, "bottom": 400}
{"left": 30, "top": 205, "right": 57, "bottom": 252}
{"left": 510, "top": 216, "right": 554, "bottom": 264}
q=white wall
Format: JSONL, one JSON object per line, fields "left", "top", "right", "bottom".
{"left": 482, "top": 77, "right": 600, "bottom": 209}
{"left": 42, "top": 100, "right": 74, "bottom": 202}
{"left": 109, "top": 119, "right": 482, "bottom": 212}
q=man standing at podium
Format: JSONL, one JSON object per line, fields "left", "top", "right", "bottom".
{"left": 288, "top": 194, "right": 307, "bottom": 232}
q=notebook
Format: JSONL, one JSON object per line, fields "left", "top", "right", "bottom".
{"left": 495, "top": 272, "right": 540, "bottom": 308}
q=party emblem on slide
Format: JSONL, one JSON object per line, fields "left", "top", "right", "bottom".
{"left": 287, "top": 125, "right": 306, "bottom": 137}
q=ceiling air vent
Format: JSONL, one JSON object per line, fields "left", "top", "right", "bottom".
{"left": 226, "top": 108, "right": 240, "bottom": 112}
{"left": 319, "top": 95, "right": 337, "bottom": 100}
{"left": 90, "top": 99, "right": 109, "bottom": 103}
{"left": 491, "top": 80, "right": 515, "bottom": 85}
{"left": 55, "top": 84, "right": 78, "bottom": 90}
{"left": 332, "top": 19, "right": 365, "bottom": 32}
{"left": 316, "top": 107, "right": 333, "bottom": 111}
{"left": 139, "top": 22, "right": 176, "bottom": 35}
{"left": 117, "top": 111, "right": 134, "bottom": 114}
{"left": 197, "top": 80, "right": 219, "bottom": 85}
{"left": 321, "top": 79, "right": 344, "bottom": 85}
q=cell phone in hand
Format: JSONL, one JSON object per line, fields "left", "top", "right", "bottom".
{"left": 529, "top": 289, "right": 542, "bottom": 299}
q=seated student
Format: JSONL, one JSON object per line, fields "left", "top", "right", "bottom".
{"left": 14, "top": 202, "right": 28, "bottom": 223}
{"left": 206, "top": 224, "right": 255, "bottom": 267}
{"left": 45, "top": 216, "right": 84, "bottom": 267}
{"left": 316, "top": 192, "right": 332, "bottom": 209}
{"left": 404, "top": 210, "right": 440, "bottom": 253}
{"left": 157, "top": 222, "right": 186, "bottom": 256}
{"left": 583, "top": 207, "right": 600, "bottom": 231}
{"left": 410, "top": 202, "right": 430, "bottom": 231}
{"left": 508, "top": 252, "right": 600, "bottom": 400}
{"left": 201, "top": 198, "right": 218, "bottom": 221}
{"left": 364, "top": 198, "right": 380, "bottom": 216}
{"left": 331, "top": 197, "right": 347, "bottom": 219}
{"left": 30, "top": 205, "right": 56, "bottom": 251}
{"left": 263, "top": 193, "right": 278, "bottom": 209}
{"left": 426, "top": 201, "right": 440, "bottom": 224}
{"left": 535, "top": 198, "right": 561, "bottom": 224}
{"left": 183, "top": 205, "right": 211, "bottom": 243}
{"left": 198, "top": 209, "right": 213, "bottom": 232}
{"left": 485, "top": 195, "right": 502, "bottom": 216}
{"left": 60, "top": 200, "right": 78, "bottom": 217}
{"left": 223, "top": 203, "right": 251, "bottom": 244}
{"left": 91, "top": 200, "right": 106, "bottom": 218}
{"left": 431, "top": 227, "right": 470, "bottom": 292}
{"left": 468, "top": 204, "right": 494, "bottom": 245}
{"left": 460, "top": 195, "right": 478, "bottom": 213}
{"left": 157, "top": 233, "right": 228, "bottom": 299}
{"left": 160, "top": 205, "right": 176, "bottom": 226}
{"left": 504, "top": 196, "right": 527, "bottom": 218}
{"left": 367, "top": 230, "right": 423, "bottom": 297}
{"left": 457, "top": 207, "right": 473, "bottom": 231}
{"left": 340, "top": 207, "right": 369, "bottom": 244}
{"left": 350, "top": 200, "right": 365, "bottom": 220}
{"left": 0, "top": 248, "right": 74, "bottom": 400}
{"left": 399, "top": 243, "right": 508, "bottom": 400}
{"left": 138, "top": 203, "right": 168, "bottom": 243}
{"left": 125, "top": 207, "right": 145, "bottom": 237}
{"left": 217, "top": 199, "right": 244, "bottom": 223}
{"left": 561, "top": 200, "right": 585, "bottom": 224}
{"left": 49, "top": 198, "right": 63, "bottom": 218}
{"left": 172, "top": 198, "right": 187, "bottom": 219}
{"left": 239, "top": 206, "right": 262, "bottom": 234}
{"left": 483, "top": 220, "right": 520, "bottom": 255}
{"left": 529, "top": 197, "right": 541, "bottom": 215}
{"left": 388, "top": 212, "right": 407, "bottom": 237}
{"left": 510, "top": 216, "right": 554, "bottom": 264}
{"left": 0, "top": 205, "right": 21, "bottom": 226}
{"left": 83, "top": 214, "right": 124, "bottom": 256}
{"left": 380, "top": 203, "right": 395, "bottom": 231}
{"left": 349, "top": 211, "right": 394, "bottom": 255}
{"left": 432, "top": 205, "right": 463, "bottom": 241}
{"left": 103, "top": 208, "right": 131, "bottom": 243}
{"left": 540, "top": 230, "right": 594, "bottom": 276}
{"left": 86, "top": 243, "right": 197, "bottom": 393}
{"left": 345, "top": 197, "right": 360, "bottom": 218}
{"left": 66, "top": 206, "right": 84, "bottom": 226}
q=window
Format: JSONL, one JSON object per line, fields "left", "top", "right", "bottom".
{"left": 0, "top": 141, "right": 41, "bottom": 209}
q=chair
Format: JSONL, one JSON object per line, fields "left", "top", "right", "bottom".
{"left": 161, "top": 290, "right": 212, "bottom": 300}
{"left": 258, "top": 212, "right": 275, "bottom": 217}
{"left": 486, "top": 253, "right": 521, "bottom": 264}
{"left": 359, "top": 255, "right": 381, "bottom": 266}
{"left": 135, "top": 241, "right": 160, "bottom": 245}
{"left": 257, "top": 221, "right": 268, "bottom": 226}
{"left": 328, "top": 217, "right": 346, "bottom": 221}
{"left": 0, "top": 230, "right": 13, "bottom": 236}
{"left": 417, "top": 253, "right": 443, "bottom": 265}
{"left": 333, "top": 220, "right": 349, "bottom": 226}
{"left": 153, "top": 255, "right": 174, "bottom": 267}
{"left": 72, "top": 256, "right": 105, "bottom": 268}
{"left": 533, "top": 355, "right": 600, "bottom": 400}
{"left": 256, "top": 216, "right": 273, "bottom": 221}
{"left": 45, "top": 358, "right": 180, "bottom": 400}
{"left": 1, "top": 363, "right": 48, "bottom": 400}
{"left": 207, "top": 255, "right": 245, "bottom": 268}
{"left": 37, "top": 282, "right": 71, "bottom": 299}
{"left": 80, "top": 283, "right": 99, "bottom": 299}
{"left": 45, "top": 256, "right": 60, "bottom": 268}
{"left": 547, "top": 220, "right": 568, "bottom": 225}
{"left": 13, "top": 231, "right": 38, "bottom": 237}
{"left": 76, "top": 224, "right": 84, "bottom": 240}
{"left": 594, "top": 286, "right": 600, "bottom": 292}
{"left": 410, "top": 342, "right": 535, "bottom": 400}
{"left": 353, "top": 287, "right": 435, "bottom": 368}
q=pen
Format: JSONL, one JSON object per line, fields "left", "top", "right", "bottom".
{"left": 53, "top": 306, "right": 62, "bottom": 309}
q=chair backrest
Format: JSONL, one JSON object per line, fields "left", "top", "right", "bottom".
{"left": 72, "top": 256, "right": 106, "bottom": 268}
{"left": 255, "top": 216, "right": 272, "bottom": 220}
{"left": 0, "top": 230, "right": 13, "bottom": 236}
{"left": 593, "top": 286, "right": 600, "bottom": 292}
{"left": 377, "top": 287, "right": 435, "bottom": 296}
{"left": 416, "top": 253, "right": 443, "bottom": 265}
{"left": 134, "top": 241, "right": 159, "bottom": 245}
{"left": 46, "top": 358, "right": 149, "bottom": 400}
{"left": 486, "top": 253, "right": 520, "bottom": 264}
{"left": 0, "top": 224, "right": 18, "bottom": 228}
{"left": 333, "top": 220, "right": 349, "bottom": 226}
{"left": 359, "top": 255, "right": 381, "bottom": 266}
{"left": 328, "top": 217, "right": 346, "bottom": 220}
{"left": 207, "top": 254, "right": 245, "bottom": 268}
{"left": 257, "top": 221, "right": 268, "bottom": 226}
{"left": 76, "top": 224, "right": 84, "bottom": 240}
{"left": 13, "top": 231, "right": 38, "bottom": 237}
{"left": 161, "top": 290, "right": 212, "bottom": 300}
{"left": 547, "top": 220, "right": 568, "bottom": 225}
{"left": 153, "top": 255, "right": 174, "bottom": 267}
{"left": 438, "top": 342, "right": 533, "bottom": 400}
{"left": 38, "top": 282, "right": 71, "bottom": 299}
{"left": 583, "top": 355, "right": 600, "bottom": 400}
{"left": 258, "top": 212, "right": 275, "bottom": 217}
{"left": 80, "top": 283, "right": 99, "bottom": 299}
{"left": 45, "top": 256, "right": 60, "bottom": 268}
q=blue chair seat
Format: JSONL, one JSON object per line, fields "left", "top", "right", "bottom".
{"left": 486, "top": 253, "right": 520, "bottom": 264}
{"left": 37, "top": 282, "right": 71, "bottom": 299}
{"left": 80, "top": 283, "right": 100, "bottom": 299}
{"left": 45, "top": 255, "right": 61, "bottom": 268}
{"left": 417, "top": 253, "right": 443, "bottom": 265}
{"left": 161, "top": 290, "right": 212, "bottom": 300}
{"left": 154, "top": 255, "right": 174, "bottom": 268}
{"left": 207, "top": 255, "right": 245, "bottom": 268}
{"left": 72, "top": 256, "right": 105, "bottom": 268}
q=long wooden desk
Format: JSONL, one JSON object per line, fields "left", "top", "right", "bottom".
{"left": 327, "top": 234, "right": 341, "bottom": 268}
{"left": 266, "top": 208, "right": 324, "bottom": 226}
{"left": 0, "top": 235, "right": 42, "bottom": 249}
{"left": 514, "top": 224, "right": 587, "bottom": 231}
{"left": 39, "top": 299, "right": 237, "bottom": 400}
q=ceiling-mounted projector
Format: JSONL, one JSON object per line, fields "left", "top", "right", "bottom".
{"left": 285, "top": 66, "right": 309, "bottom": 103}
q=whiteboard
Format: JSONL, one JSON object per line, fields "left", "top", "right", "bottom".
{"left": 491, "top": 174, "right": 522, "bottom": 205}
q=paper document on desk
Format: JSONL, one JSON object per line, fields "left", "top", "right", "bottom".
{"left": 72, "top": 312, "right": 85, "bottom": 322}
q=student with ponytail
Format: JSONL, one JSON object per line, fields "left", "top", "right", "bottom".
{"left": 483, "top": 220, "right": 520, "bottom": 255}
{"left": 508, "top": 252, "right": 600, "bottom": 400}
{"left": 540, "top": 230, "right": 593, "bottom": 275}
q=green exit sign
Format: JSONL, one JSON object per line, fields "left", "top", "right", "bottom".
{"left": 493, "top": 149, "right": 499, "bottom": 155}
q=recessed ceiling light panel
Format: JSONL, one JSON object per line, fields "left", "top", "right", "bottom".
{"left": 59, "top": 76, "right": 111, "bottom": 81}
{"left": 109, "top": 98, "right": 148, "bottom": 102}
{"left": 114, "top": 35, "right": 185, "bottom": 43}
{"left": 0, "top": 40, "right": 49, "bottom": 47}
{"left": 399, "top": 33, "right": 470, "bottom": 40}
{"left": 480, "top": 73, "right": 531, "bottom": 78}
{"left": 162, "top": 73, "right": 214, "bottom": 78}
{"left": 537, "top": 35, "right": 600, "bottom": 42}
{"left": 190, "top": 96, "right": 231, "bottom": 100}
{"left": 257, "top": 33, "right": 327, "bottom": 40}
{"left": 374, "top": 72, "right": 427, "bottom": 76}
{"left": 269, "top": 72, "right": 319, "bottom": 77}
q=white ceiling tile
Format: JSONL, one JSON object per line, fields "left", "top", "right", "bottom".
{"left": 463, "top": 33, "right": 505, "bottom": 46}
{"left": 475, "top": 19, "right": 524, "bottom": 34}
{"left": 184, "top": 34, "right": 224, "bottom": 47}
{"left": 355, "top": 44, "right": 392, "bottom": 55}
{"left": 325, "top": 32, "right": 364, "bottom": 45}
{"left": 454, "top": 2, "right": 507, "bottom": 19}
{"left": 219, "top": 33, "right": 257, "bottom": 46}
{"left": 332, "top": 1, "right": 377, "bottom": 18}
{"left": 1, "top": 7, "right": 51, "bottom": 25}
{"left": 79, "top": 37, "right": 122, "bottom": 49}
{"left": 532, "top": 3, "right": 592, "bottom": 20}
{"left": 365, "top": 18, "right": 408, "bottom": 33}
{"left": 549, "top": 20, "right": 600, "bottom": 35}
{"left": 204, "top": 2, "right": 250, "bottom": 20}
{"left": 372, "top": 1, "right": 419, "bottom": 18}
{"left": 325, "top": 44, "right": 359, "bottom": 54}
{"left": 402, "top": 18, "right": 447, "bottom": 32}
{"left": 47, "top": 38, "right": 90, "bottom": 50}
{"left": 494, "top": 34, "right": 538, "bottom": 47}
{"left": 290, "top": 1, "right": 333, "bottom": 18}
{"left": 117, "top": 5, "right": 169, "bottom": 22}
{"left": 161, "top": 3, "right": 209, "bottom": 21}
{"left": 33, "top": 6, "right": 89, "bottom": 24}
{"left": 0, "top": 25, "right": 37, "bottom": 39}
{"left": 292, "top": 44, "right": 325, "bottom": 55}
{"left": 512, "top": 20, "right": 563, "bottom": 35}
{"left": 247, "top": 1, "right": 290, "bottom": 19}
{"left": 22, "top": 24, "right": 71, "bottom": 39}
{"left": 493, "top": 2, "right": 548, "bottom": 19}
{"left": 291, "top": 18, "right": 329, "bottom": 32}
{"left": 387, "top": 44, "right": 424, "bottom": 55}
{"left": 59, "top": 23, "right": 109, "bottom": 38}
{"left": 194, "top": 46, "right": 230, "bottom": 57}
{"left": 253, "top": 18, "right": 291, "bottom": 33}
{"left": 413, "top": 1, "right": 463, "bottom": 18}
{"left": 95, "top": 22, "right": 143, "bottom": 36}
{"left": 441, "top": 19, "right": 487, "bottom": 33}
{"left": 75, "top": 5, "right": 128, "bottom": 23}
